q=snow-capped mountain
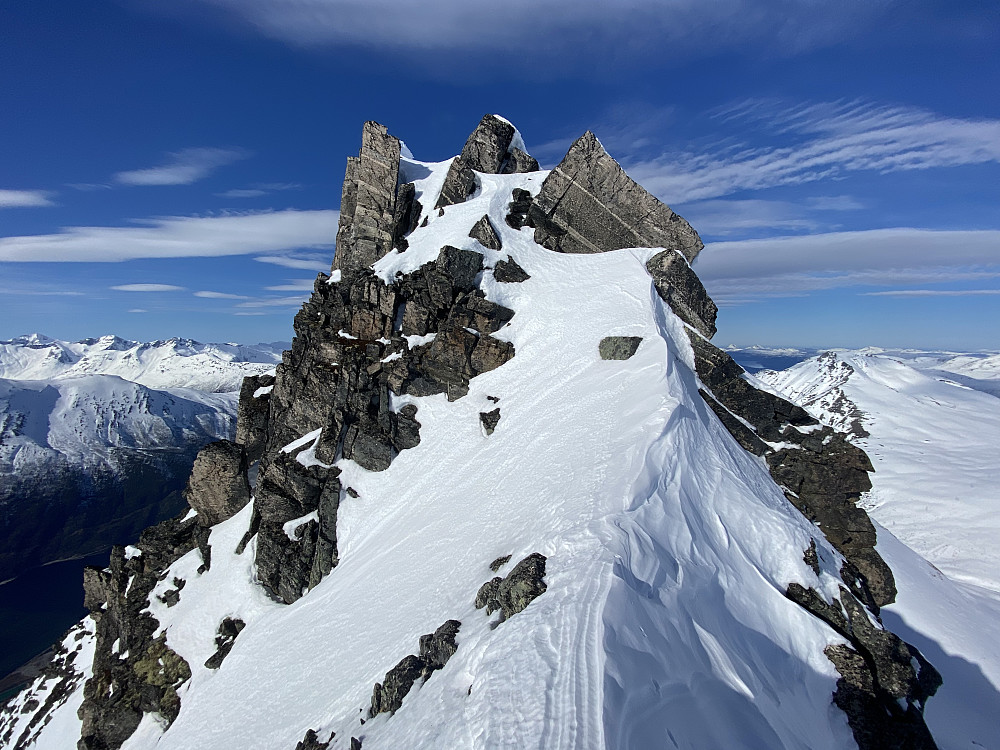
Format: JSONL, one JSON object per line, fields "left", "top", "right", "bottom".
{"left": 2, "top": 117, "right": 952, "bottom": 750}
{"left": 0, "top": 335, "right": 284, "bottom": 393}
{"left": 755, "top": 350, "right": 1000, "bottom": 749}
{"left": 0, "top": 336, "right": 284, "bottom": 583}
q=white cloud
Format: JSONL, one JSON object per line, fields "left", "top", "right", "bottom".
{"left": 863, "top": 289, "right": 1000, "bottom": 297}
{"left": 0, "top": 189, "right": 54, "bottom": 208}
{"left": 265, "top": 279, "right": 316, "bottom": 292}
{"left": 0, "top": 209, "right": 338, "bottom": 262}
{"left": 115, "top": 147, "right": 249, "bottom": 186}
{"left": 254, "top": 253, "right": 331, "bottom": 271}
{"left": 111, "top": 284, "right": 186, "bottom": 292}
{"left": 180, "top": 0, "right": 891, "bottom": 60}
{"left": 627, "top": 101, "right": 1000, "bottom": 203}
{"left": 696, "top": 228, "right": 1000, "bottom": 300}
{"left": 194, "top": 291, "right": 251, "bottom": 299}
{"left": 217, "top": 189, "right": 267, "bottom": 198}
{"left": 128, "top": 309, "right": 149, "bottom": 313}
{"left": 676, "top": 199, "right": 826, "bottom": 236}
{"left": 236, "top": 296, "right": 308, "bottom": 308}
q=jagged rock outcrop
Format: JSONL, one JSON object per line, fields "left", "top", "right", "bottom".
{"left": 475, "top": 553, "right": 547, "bottom": 621}
{"left": 469, "top": 214, "right": 502, "bottom": 251}
{"left": 204, "top": 617, "right": 245, "bottom": 670}
{"left": 598, "top": 336, "right": 643, "bottom": 361}
{"left": 528, "top": 131, "right": 704, "bottom": 262}
{"left": 436, "top": 115, "right": 527, "bottom": 209}
{"left": 236, "top": 373, "right": 274, "bottom": 462}
{"left": 369, "top": 620, "right": 461, "bottom": 717}
{"left": 183, "top": 439, "right": 251, "bottom": 527}
{"left": 504, "top": 187, "right": 533, "bottom": 230}
{"left": 332, "top": 121, "right": 422, "bottom": 272}
{"left": 686, "top": 334, "right": 895, "bottom": 608}
{"left": 647, "top": 249, "right": 718, "bottom": 339}
{"left": 786, "top": 583, "right": 941, "bottom": 750}
{"left": 77, "top": 511, "right": 205, "bottom": 750}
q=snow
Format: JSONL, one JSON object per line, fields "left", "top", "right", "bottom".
{"left": 253, "top": 384, "right": 273, "bottom": 399}
{"left": 0, "top": 335, "right": 284, "bottom": 393}
{"left": 759, "top": 350, "right": 1000, "bottom": 749}
{"left": 12, "top": 135, "right": 994, "bottom": 750}
{"left": 123, "top": 164, "right": 862, "bottom": 750}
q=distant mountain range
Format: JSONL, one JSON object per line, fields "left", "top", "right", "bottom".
{"left": 0, "top": 335, "right": 285, "bottom": 583}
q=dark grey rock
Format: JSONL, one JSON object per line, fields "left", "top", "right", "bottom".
{"left": 529, "top": 131, "right": 703, "bottom": 261}
{"left": 435, "top": 245, "right": 483, "bottom": 292}
{"left": 369, "top": 621, "right": 461, "bottom": 718}
{"left": 787, "top": 583, "right": 940, "bottom": 749}
{"left": 448, "top": 293, "right": 515, "bottom": 334}
{"left": 475, "top": 553, "right": 547, "bottom": 621}
{"left": 804, "top": 539, "right": 821, "bottom": 576}
{"left": 333, "top": 122, "right": 402, "bottom": 272}
{"left": 469, "top": 215, "right": 502, "bottom": 251}
{"left": 294, "top": 729, "right": 330, "bottom": 750}
{"left": 599, "top": 336, "right": 643, "bottom": 361}
{"left": 489, "top": 554, "right": 511, "bottom": 572}
{"left": 436, "top": 115, "right": 520, "bottom": 209}
{"left": 183, "top": 440, "right": 251, "bottom": 527}
{"left": 646, "top": 249, "right": 718, "bottom": 339}
{"left": 471, "top": 335, "right": 515, "bottom": 375}
{"left": 501, "top": 147, "right": 539, "bottom": 174}
{"left": 493, "top": 257, "right": 530, "bottom": 283}
{"left": 236, "top": 373, "right": 274, "bottom": 463}
{"left": 391, "top": 181, "right": 421, "bottom": 253}
{"left": 688, "top": 332, "right": 896, "bottom": 607}
{"left": 204, "top": 617, "right": 246, "bottom": 670}
{"left": 504, "top": 188, "right": 533, "bottom": 230}
{"left": 78, "top": 510, "right": 199, "bottom": 749}
{"left": 480, "top": 408, "right": 501, "bottom": 435}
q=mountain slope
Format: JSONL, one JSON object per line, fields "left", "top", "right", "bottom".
{"left": 0, "top": 335, "right": 283, "bottom": 393}
{"left": 2, "top": 117, "right": 941, "bottom": 750}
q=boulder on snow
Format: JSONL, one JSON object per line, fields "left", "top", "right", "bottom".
{"left": 183, "top": 440, "right": 251, "bottom": 527}
{"left": 599, "top": 336, "right": 643, "bottom": 361}
{"left": 480, "top": 407, "right": 501, "bottom": 435}
{"left": 493, "top": 257, "right": 530, "bottom": 283}
{"left": 529, "top": 131, "right": 703, "bottom": 261}
{"left": 469, "top": 214, "right": 503, "bottom": 251}
{"left": 369, "top": 620, "right": 462, "bottom": 717}
{"left": 475, "top": 552, "right": 547, "bottom": 621}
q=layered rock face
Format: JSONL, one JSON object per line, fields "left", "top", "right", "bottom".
{"left": 528, "top": 131, "right": 704, "bottom": 261}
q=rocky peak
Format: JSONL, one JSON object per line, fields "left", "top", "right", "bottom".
{"left": 528, "top": 130, "right": 704, "bottom": 262}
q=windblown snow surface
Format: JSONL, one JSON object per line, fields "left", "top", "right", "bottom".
{"left": 757, "top": 352, "right": 1000, "bottom": 749}
{"left": 15, "top": 160, "right": 951, "bottom": 750}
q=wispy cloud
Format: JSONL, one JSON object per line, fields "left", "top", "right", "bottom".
{"left": 180, "top": 0, "right": 893, "bottom": 61}
{"left": 236, "top": 296, "right": 308, "bottom": 308}
{"left": 627, "top": 101, "right": 1000, "bottom": 203}
{"left": 0, "top": 209, "right": 337, "bottom": 262}
{"left": 254, "top": 253, "right": 331, "bottom": 271}
{"left": 0, "top": 189, "right": 55, "bottom": 208}
{"left": 265, "top": 279, "right": 316, "bottom": 292}
{"left": 111, "top": 284, "right": 186, "bottom": 292}
{"left": 863, "top": 289, "right": 1000, "bottom": 297}
{"left": 194, "top": 290, "right": 251, "bottom": 299}
{"left": 216, "top": 182, "right": 302, "bottom": 199}
{"left": 128, "top": 309, "right": 149, "bottom": 313}
{"left": 114, "top": 147, "right": 250, "bottom": 186}
{"left": 697, "top": 228, "right": 1000, "bottom": 301}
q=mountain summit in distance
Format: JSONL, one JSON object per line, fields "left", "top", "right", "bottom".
{"left": 2, "top": 116, "right": 959, "bottom": 750}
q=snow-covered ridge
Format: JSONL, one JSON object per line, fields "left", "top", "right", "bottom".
{"left": 0, "top": 335, "right": 285, "bottom": 393}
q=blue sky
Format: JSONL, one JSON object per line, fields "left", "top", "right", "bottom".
{"left": 1, "top": 0, "right": 998, "bottom": 349}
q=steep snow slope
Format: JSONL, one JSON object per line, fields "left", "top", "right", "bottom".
{"left": 756, "top": 351, "right": 1000, "bottom": 594}
{"left": 758, "top": 351, "right": 1000, "bottom": 750}
{"left": 0, "top": 335, "right": 282, "bottom": 393}
{"left": 27, "top": 161, "right": 867, "bottom": 750}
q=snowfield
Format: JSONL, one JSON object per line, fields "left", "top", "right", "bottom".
{"left": 8, "top": 151, "right": 998, "bottom": 750}
{"left": 757, "top": 350, "right": 1000, "bottom": 750}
